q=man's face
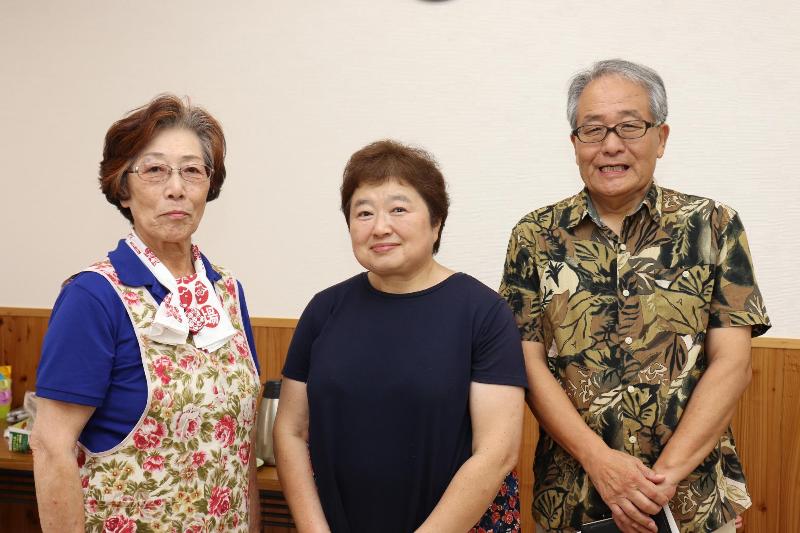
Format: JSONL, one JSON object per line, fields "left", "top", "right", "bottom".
{"left": 571, "top": 75, "right": 669, "bottom": 204}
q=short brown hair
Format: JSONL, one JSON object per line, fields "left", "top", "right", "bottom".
{"left": 99, "top": 94, "right": 226, "bottom": 223}
{"left": 341, "top": 140, "right": 449, "bottom": 254}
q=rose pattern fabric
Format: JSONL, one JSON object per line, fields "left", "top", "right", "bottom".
{"left": 122, "top": 291, "right": 141, "bottom": 306}
{"left": 233, "top": 332, "right": 249, "bottom": 359}
{"left": 500, "top": 185, "right": 770, "bottom": 532}
{"left": 103, "top": 515, "right": 137, "bottom": 533}
{"left": 79, "top": 261, "right": 260, "bottom": 532}
{"left": 172, "top": 405, "right": 202, "bottom": 441}
{"left": 133, "top": 417, "right": 166, "bottom": 450}
{"left": 192, "top": 451, "right": 206, "bottom": 469}
{"left": 153, "top": 356, "right": 174, "bottom": 385}
{"left": 237, "top": 442, "right": 251, "bottom": 465}
{"left": 142, "top": 455, "right": 165, "bottom": 472}
{"left": 208, "top": 486, "right": 232, "bottom": 517}
{"left": 178, "top": 354, "right": 200, "bottom": 371}
{"left": 214, "top": 414, "right": 237, "bottom": 447}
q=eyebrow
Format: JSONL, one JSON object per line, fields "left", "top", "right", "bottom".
{"left": 580, "top": 110, "right": 645, "bottom": 123}
{"left": 139, "top": 152, "right": 204, "bottom": 161}
{"left": 387, "top": 194, "right": 411, "bottom": 203}
{"left": 352, "top": 194, "right": 412, "bottom": 209}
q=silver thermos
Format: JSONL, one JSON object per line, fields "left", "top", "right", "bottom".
{"left": 256, "top": 379, "right": 281, "bottom": 465}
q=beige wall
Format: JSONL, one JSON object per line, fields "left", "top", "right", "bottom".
{"left": 1, "top": 1, "right": 798, "bottom": 337}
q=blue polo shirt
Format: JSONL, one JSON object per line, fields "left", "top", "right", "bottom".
{"left": 37, "top": 240, "right": 259, "bottom": 453}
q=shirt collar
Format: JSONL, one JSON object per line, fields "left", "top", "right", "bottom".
{"left": 108, "top": 239, "right": 221, "bottom": 290}
{"left": 564, "top": 189, "right": 592, "bottom": 229}
{"left": 565, "top": 181, "right": 663, "bottom": 229}
{"left": 639, "top": 182, "right": 663, "bottom": 223}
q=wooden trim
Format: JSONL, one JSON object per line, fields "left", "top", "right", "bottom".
{"left": 249, "top": 317, "right": 298, "bottom": 328}
{"left": 0, "top": 306, "right": 795, "bottom": 347}
{"left": 751, "top": 337, "right": 800, "bottom": 350}
{"left": 1, "top": 307, "right": 295, "bottom": 326}
{"left": 0, "top": 308, "right": 50, "bottom": 318}
{"left": 0, "top": 307, "right": 298, "bottom": 328}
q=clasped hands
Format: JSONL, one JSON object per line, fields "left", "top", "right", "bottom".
{"left": 585, "top": 448, "right": 678, "bottom": 533}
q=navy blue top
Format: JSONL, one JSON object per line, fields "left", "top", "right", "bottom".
{"left": 36, "top": 240, "right": 259, "bottom": 453}
{"left": 282, "top": 272, "right": 527, "bottom": 533}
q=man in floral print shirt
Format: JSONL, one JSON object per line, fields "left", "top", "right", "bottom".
{"left": 500, "top": 59, "right": 770, "bottom": 533}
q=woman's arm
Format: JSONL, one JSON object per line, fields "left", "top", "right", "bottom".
{"left": 273, "top": 378, "right": 330, "bottom": 533}
{"left": 30, "top": 397, "right": 95, "bottom": 533}
{"left": 249, "top": 421, "right": 261, "bottom": 533}
{"left": 415, "top": 382, "right": 524, "bottom": 533}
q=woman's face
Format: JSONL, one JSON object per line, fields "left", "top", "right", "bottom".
{"left": 121, "top": 128, "right": 210, "bottom": 251}
{"left": 349, "top": 178, "right": 440, "bottom": 282}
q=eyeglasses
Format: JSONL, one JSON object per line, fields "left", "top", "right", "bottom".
{"left": 572, "top": 120, "right": 661, "bottom": 143}
{"left": 127, "top": 163, "right": 213, "bottom": 183}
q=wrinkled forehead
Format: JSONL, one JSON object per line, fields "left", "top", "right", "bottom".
{"left": 137, "top": 127, "right": 205, "bottom": 162}
{"left": 577, "top": 75, "right": 652, "bottom": 123}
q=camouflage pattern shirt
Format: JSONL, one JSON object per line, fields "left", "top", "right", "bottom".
{"left": 499, "top": 184, "right": 770, "bottom": 532}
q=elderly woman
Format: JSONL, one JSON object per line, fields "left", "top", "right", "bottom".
{"left": 31, "top": 95, "right": 261, "bottom": 532}
{"left": 274, "top": 140, "right": 527, "bottom": 533}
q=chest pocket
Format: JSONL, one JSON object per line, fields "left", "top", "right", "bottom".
{"left": 652, "top": 264, "right": 714, "bottom": 335}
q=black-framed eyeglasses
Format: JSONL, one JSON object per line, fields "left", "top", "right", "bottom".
{"left": 572, "top": 120, "right": 661, "bottom": 143}
{"left": 127, "top": 163, "right": 213, "bottom": 183}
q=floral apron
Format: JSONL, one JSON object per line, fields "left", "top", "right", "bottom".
{"left": 78, "top": 259, "right": 260, "bottom": 533}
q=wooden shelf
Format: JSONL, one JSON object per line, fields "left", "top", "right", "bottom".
{"left": 0, "top": 420, "right": 33, "bottom": 471}
{"left": 256, "top": 462, "right": 283, "bottom": 491}
{"left": 1, "top": 420, "right": 282, "bottom": 490}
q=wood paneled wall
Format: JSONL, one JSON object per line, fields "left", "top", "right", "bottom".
{"left": 1, "top": 308, "right": 798, "bottom": 532}
{"left": 0, "top": 308, "right": 48, "bottom": 409}
{"left": 728, "top": 339, "right": 800, "bottom": 533}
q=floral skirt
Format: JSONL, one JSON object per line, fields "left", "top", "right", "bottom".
{"left": 469, "top": 470, "right": 522, "bottom": 533}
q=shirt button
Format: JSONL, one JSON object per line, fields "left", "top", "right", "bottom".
{"left": 625, "top": 336, "right": 633, "bottom": 345}
{"left": 622, "top": 289, "right": 630, "bottom": 297}
{"left": 628, "top": 435, "right": 637, "bottom": 444}
{"left": 619, "top": 243, "right": 627, "bottom": 251}
{"left": 682, "top": 271, "right": 690, "bottom": 278}
{"left": 627, "top": 385, "right": 635, "bottom": 393}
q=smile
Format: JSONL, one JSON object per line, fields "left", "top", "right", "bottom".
{"left": 599, "top": 165, "right": 629, "bottom": 172}
{"left": 371, "top": 243, "right": 399, "bottom": 253}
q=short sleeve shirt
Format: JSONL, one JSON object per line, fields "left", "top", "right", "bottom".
{"left": 283, "top": 272, "right": 527, "bottom": 533}
{"left": 499, "top": 184, "right": 770, "bottom": 532}
{"left": 36, "top": 240, "right": 260, "bottom": 452}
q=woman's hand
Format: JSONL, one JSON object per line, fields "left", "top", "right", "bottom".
{"left": 273, "top": 378, "right": 331, "bottom": 533}
{"left": 30, "top": 398, "right": 95, "bottom": 533}
{"left": 249, "top": 422, "right": 261, "bottom": 533}
{"left": 416, "top": 382, "right": 524, "bottom": 533}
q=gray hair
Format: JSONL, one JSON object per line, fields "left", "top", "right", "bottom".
{"left": 566, "top": 59, "right": 668, "bottom": 129}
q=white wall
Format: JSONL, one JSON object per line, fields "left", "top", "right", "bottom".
{"left": 1, "top": 1, "right": 797, "bottom": 337}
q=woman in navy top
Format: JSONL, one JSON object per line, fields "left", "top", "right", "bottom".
{"left": 274, "top": 140, "right": 528, "bottom": 533}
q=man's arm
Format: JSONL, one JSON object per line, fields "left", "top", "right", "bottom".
{"left": 523, "top": 341, "right": 667, "bottom": 533}
{"left": 416, "top": 382, "right": 524, "bottom": 533}
{"left": 273, "top": 378, "right": 331, "bottom": 533}
{"left": 30, "top": 398, "right": 95, "bottom": 533}
{"left": 652, "top": 326, "right": 752, "bottom": 497}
